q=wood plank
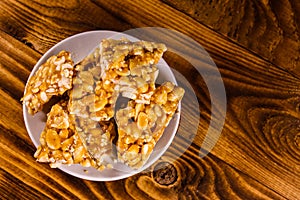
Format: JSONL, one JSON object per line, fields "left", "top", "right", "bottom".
{"left": 104, "top": 139, "right": 284, "bottom": 200}
{"left": 0, "top": 168, "right": 49, "bottom": 200}
{"left": 0, "top": 30, "right": 40, "bottom": 101}
{"left": 0, "top": 0, "right": 132, "bottom": 54}
{"left": 162, "top": 0, "right": 300, "bottom": 77}
{"left": 162, "top": 33, "right": 300, "bottom": 199}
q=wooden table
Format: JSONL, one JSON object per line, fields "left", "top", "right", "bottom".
{"left": 1, "top": 0, "right": 300, "bottom": 199}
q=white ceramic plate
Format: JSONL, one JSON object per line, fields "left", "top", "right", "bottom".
{"left": 23, "top": 30, "right": 181, "bottom": 181}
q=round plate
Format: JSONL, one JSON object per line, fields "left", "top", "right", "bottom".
{"left": 23, "top": 30, "right": 181, "bottom": 181}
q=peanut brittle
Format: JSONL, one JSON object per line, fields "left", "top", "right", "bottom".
{"left": 68, "top": 48, "right": 116, "bottom": 168}
{"left": 30, "top": 38, "right": 183, "bottom": 171}
{"left": 34, "top": 100, "right": 97, "bottom": 168}
{"left": 115, "top": 82, "right": 185, "bottom": 169}
{"left": 75, "top": 117, "right": 116, "bottom": 167}
{"left": 91, "top": 38, "right": 166, "bottom": 121}
{"left": 100, "top": 38, "right": 167, "bottom": 72}
{"left": 68, "top": 47, "right": 102, "bottom": 119}
{"left": 22, "top": 51, "right": 74, "bottom": 115}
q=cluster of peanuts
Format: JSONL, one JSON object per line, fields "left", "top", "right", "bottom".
{"left": 34, "top": 100, "right": 97, "bottom": 168}
{"left": 69, "top": 48, "right": 116, "bottom": 169}
{"left": 116, "top": 82, "right": 185, "bottom": 169}
{"left": 90, "top": 38, "right": 165, "bottom": 122}
{"left": 22, "top": 51, "right": 74, "bottom": 115}
{"left": 23, "top": 38, "right": 184, "bottom": 170}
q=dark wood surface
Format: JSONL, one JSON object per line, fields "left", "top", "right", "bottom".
{"left": 1, "top": 0, "right": 300, "bottom": 199}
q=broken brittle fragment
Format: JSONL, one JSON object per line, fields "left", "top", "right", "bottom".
{"left": 100, "top": 38, "right": 167, "bottom": 72}
{"left": 91, "top": 38, "right": 166, "bottom": 121}
{"left": 68, "top": 48, "right": 102, "bottom": 119}
{"left": 115, "top": 82, "right": 184, "bottom": 169}
{"left": 68, "top": 48, "right": 117, "bottom": 169}
{"left": 22, "top": 51, "right": 74, "bottom": 115}
{"left": 34, "top": 99, "right": 98, "bottom": 169}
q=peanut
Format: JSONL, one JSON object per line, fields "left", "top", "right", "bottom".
{"left": 22, "top": 51, "right": 74, "bottom": 115}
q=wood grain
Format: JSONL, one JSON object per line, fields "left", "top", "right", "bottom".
{"left": 84, "top": 1, "right": 300, "bottom": 196}
{"left": 0, "top": 82, "right": 284, "bottom": 199}
{"left": 0, "top": 31, "right": 289, "bottom": 199}
{"left": 1, "top": 0, "right": 300, "bottom": 199}
{"left": 162, "top": 0, "right": 300, "bottom": 78}
{"left": 0, "top": 0, "right": 132, "bottom": 53}
{"left": 163, "top": 35, "right": 300, "bottom": 199}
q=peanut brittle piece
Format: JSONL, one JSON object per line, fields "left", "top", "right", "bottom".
{"left": 91, "top": 38, "right": 166, "bottom": 121}
{"left": 22, "top": 51, "right": 74, "bottom": 115}
{"left": 115, "top": 82, "right": 185, "bottom": 169}
{"left": 100, "top": 38, "right": 167, "bottom": 72}
{"left": 68, "top": 49, "right": 116, "bottom": 168}
{"left": 34, "top": 100, "right": 98, "bottom": 169}
{"left": 68, "top": 48, "right": 102, "bottom": 118}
